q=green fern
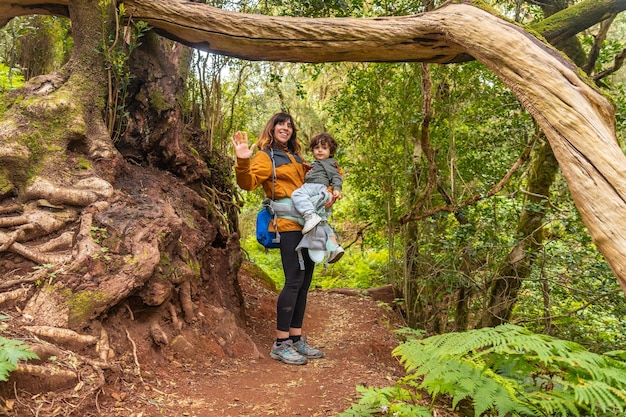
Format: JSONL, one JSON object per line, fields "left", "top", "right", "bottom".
{"left": 335, "top": 385, "right": 433, "bottom": 417}
{"left": 392, "top": 324, "right": 626, "bottom": 417}
{"left": 0, "top": 336, "right": 39, "bottom": 382}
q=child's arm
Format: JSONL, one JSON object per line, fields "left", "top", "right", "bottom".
{"left": 327, "top": 159, "right": 343, "bottom": 199}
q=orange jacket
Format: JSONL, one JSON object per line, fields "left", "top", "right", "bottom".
{"left": 235, "top": 147, "right": 306, "bottom": 232}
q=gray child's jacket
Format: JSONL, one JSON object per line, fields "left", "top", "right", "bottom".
{"left": 305, "top": 158, "right": 343, "bottom": 191}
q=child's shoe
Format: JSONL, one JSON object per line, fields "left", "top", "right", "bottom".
{"left": 302, "top": 213, "right": 322, "bottom": 234}
{"left": 327, "top": 246, "right": 344, "bottom": 264}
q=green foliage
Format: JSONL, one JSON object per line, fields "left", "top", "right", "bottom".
{"left": 0, "top": 63, "right": 24, "bottom": 91}
{"left": 0, "top": 315, "right": 39, "bottom": 382}
{"left": 336, "top": 385, "right": 432, "bottom": 417}
{"left": 388, "top": 324, "right": 626, "bottom": 417}
{"left": 241, "top": 232, "right": 389, "bottom": 290}
{"left": 0, "top": 337, "right": 38, "bottom": 382}
{"left": 99, "top": 3, "right": 149, "bottom": 141}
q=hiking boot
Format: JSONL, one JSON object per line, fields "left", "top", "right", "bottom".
{"left": 269, "top": 340, "right": 308, "bottom": 365}
{"left": 302, "top": 213, "right": 322, "bottom": 234}
{"left": 327, "top": 246, "right": 345, "bottom": 264}
{"left": 293, "top": 337, "right": 324, "bottom": 359}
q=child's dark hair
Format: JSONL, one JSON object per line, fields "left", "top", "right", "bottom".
{"left": 309, "top": 132, "right": 338, "bottom": 157}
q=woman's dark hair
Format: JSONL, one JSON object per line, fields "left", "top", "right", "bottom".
{"left": 257, "top": 112, "right": 301, "bottom": 155}
{"left": 309, "top": 132, "right": 338, "bottom": 157}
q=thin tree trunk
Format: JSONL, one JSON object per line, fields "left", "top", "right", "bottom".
{"left": 480, "top": 135, "right": 559, "bottom": 327}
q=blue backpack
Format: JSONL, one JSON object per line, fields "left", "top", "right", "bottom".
{"left": 256, "top": 201, "right": 280, "bottom": 249}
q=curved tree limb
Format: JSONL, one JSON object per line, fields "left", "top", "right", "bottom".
{"left": 3, "top": 0, "right": 625, "bottom": 62}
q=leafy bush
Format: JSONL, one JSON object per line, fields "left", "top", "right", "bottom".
{"left": 340, "top": 325, "right": 626, "bottom": 417}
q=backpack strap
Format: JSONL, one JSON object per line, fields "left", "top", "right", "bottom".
{"left": 269, "top": 149, "right": 281, "bottom": 245}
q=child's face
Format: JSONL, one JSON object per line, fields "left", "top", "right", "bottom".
{"left": 312, "top": 143, "right": 331, "bottom": 160}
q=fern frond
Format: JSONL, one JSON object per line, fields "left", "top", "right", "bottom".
{"left": 392, "top": 324, "right": 626, "bottom": 417}
{"left": 0, "top": 336, "right": 39, "bottom": 382}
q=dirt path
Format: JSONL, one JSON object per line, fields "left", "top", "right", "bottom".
{"left": 101, "top": 271, "right": 406, "bottom": 417}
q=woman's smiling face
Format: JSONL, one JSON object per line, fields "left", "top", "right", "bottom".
{"left": 273, "top": 120, "right": 293, "bottom": 145}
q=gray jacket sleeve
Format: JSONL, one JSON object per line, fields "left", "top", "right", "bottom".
{"left": 322, "top": 158, "right": 343, "bottom": 191}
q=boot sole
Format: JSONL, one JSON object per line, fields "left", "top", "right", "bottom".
{"left": 269, "top": 352, "right": 308, "bottom": 365}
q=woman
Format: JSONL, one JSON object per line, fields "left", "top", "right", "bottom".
{"left": 231, "top": 112, "right": 331, "bottom": 365}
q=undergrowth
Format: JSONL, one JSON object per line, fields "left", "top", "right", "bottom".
{"left": 242, "top": 234, "right": 387, "bottom": 289}
{"left": 338, "top": 324, "right": 626, "bottom": 417}
{"left": 0, "top": 315, "right": 38, "bottom": 382}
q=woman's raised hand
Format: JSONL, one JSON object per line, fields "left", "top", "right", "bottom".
{"left": 231, "top": 131, "right": 256, "bottom": 159}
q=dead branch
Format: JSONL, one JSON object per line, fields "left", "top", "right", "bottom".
{"left": 399, "top": 131, "right": 537, "bottom": 224}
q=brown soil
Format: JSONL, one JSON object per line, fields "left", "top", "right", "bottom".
{"left": 4, "top": 263, "right": 407, "bottom": 417}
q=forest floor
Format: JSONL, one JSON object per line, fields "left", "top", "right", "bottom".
{"left": 99, "top": 266, "right": 407, "bottom": 417}
{"left": 4, "top": 262, "right": 455, "bottom": 417}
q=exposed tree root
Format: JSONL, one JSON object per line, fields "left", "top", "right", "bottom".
{"left": 179, "top": 280, "right": 195, "bottom": 323}
{"left": 0, "top": 235, "right": 72, "bottom": 265}
{"left": 31, "top": 231, "right": 74, "bottom": 253}
{"left": 149, "top": 320, "right": 169, "bottom": 346}
{"left": 15, "top": 363, "right": 77, "bottom": 382}
{"left": 0, "top": 275, "right": 42, "bottom": 291}
{"left": 168, "top": 301, "right": 183, "bottom": 332}
{"left": 0, "top": 288, "right": 30, "bottom": 306}
{"left": 24, "top": 326, "right": 99, "bottom": 346}
{"left": 25, "top": 177, "right": 113, "bottom": 207}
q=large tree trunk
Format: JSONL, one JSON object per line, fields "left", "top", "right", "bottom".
{"left": 480, "top": 0, "right": 600, "bottom": 326}
{"left": 0, "top": 0, "right": 248, "bottom": 384}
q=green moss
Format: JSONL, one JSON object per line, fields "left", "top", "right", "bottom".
{"left": 241, "top": 261, "right": 278, "bottom": 292}
{"left": 181, "top": 247, "right": 201, "bottom": 277}
{"left": 65, "top": 289, "right": 108, "bottom": 327}
{"left": 149, "top": 90, "right": 169, "bottom": 115}
{"left": 0, "top": 169, "right": 14, "bottom": 196}
{"left": 156, "top": 252, "right": 173, "bottom": 280}
{"left": 188, "top": 146, "right": 201, "bottom": 158}
{"left": 77, "top": 157, "right": 92, "bottom": 170}
{"left": 0, "top": 92, "right": 8, "bottom": 116}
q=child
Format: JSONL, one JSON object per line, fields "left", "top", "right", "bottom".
{"left": 291, "top": 133, "right": 344, "bottom": 263}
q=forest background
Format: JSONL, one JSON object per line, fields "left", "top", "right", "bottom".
{"left": 2, "top": 0, "right": 626, "bottom": 415}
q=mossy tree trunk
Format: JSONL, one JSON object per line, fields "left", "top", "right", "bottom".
{"left": 0, "top": 0, "right": 247, "bottom": 389}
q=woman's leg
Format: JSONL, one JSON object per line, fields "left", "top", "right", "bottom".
{"left": 272, "top": 231, "right": 323, "bottom": 362}
{"left": 276, "top": 231, "right": 313, "bottom": 334}
{"left": 289, "top": 248, "right": 314, "bottom": 331}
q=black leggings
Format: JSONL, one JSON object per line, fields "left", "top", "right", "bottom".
{"left": 276, "top": 231, "right": 315, "bottom": 332}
